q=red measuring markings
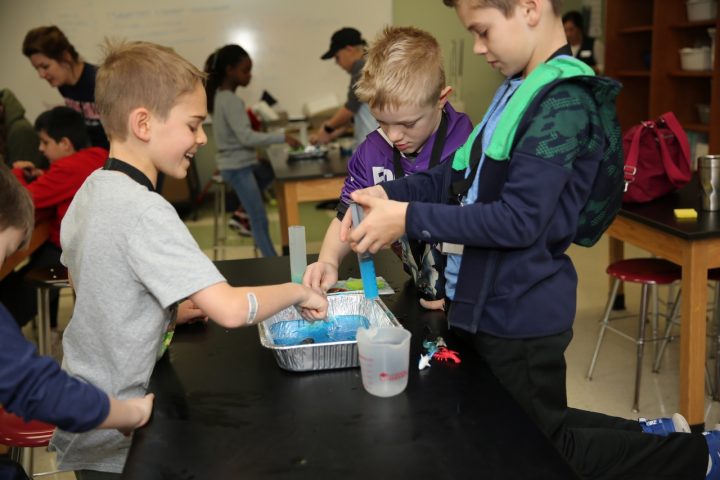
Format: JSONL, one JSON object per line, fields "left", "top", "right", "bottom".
{"left": 379, "top": 370, "right": 408, "bottom": 381}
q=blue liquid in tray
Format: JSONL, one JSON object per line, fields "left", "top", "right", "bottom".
{"left": 269, "top": 315, "right": 370, "bottom": 346}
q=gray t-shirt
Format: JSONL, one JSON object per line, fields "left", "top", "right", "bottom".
{"left": 213, "top": 90, "right": 284, "bottom": 171}
{"left": 51, "top": 170, "right": 225, "bottom": 473}
{"left": 345, "top": 58, "right": 378, "bottom": 145}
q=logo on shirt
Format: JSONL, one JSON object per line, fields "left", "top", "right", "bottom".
{"left": 372, "top": 166, "right": 394, "bottom": 185}
{"left": 64, "top": 99, "right": 102, "bottom": 122}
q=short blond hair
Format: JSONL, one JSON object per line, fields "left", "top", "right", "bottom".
{"left": 355, "top": 26, "right": 445, "bottom": 111}
{"left": 96, "top": 40, "right": 206, "bottom": 141}
{"left": 442, "top": 0, "right": 563, "bottom": 16}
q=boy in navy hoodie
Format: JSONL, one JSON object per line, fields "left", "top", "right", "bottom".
{"left": 342, "top": 0, "right": 718, "bottom": 478}
{"left": 0, "top": 165, "right": 153, "bottom": 436}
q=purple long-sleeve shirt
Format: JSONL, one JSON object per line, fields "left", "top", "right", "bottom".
{"left": 339, "top": 102, "right": 473, "bottom": 210}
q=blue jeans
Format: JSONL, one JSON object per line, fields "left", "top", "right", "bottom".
{"left": 220, "top": 164, "right": 277, "bottom": 257}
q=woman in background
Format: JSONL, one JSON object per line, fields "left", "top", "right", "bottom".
{"left": 204, "top": 44, "right": 300, "bottom": 257}
{"left": 22, "top": 25, "right": 108, "bottom": 149}
{"left": 562, "top": 11, "right": 605, "bottom": 75}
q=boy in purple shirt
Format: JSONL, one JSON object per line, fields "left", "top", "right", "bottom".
{"left": 304, "top": 26, "right": 473, "bottom": 309}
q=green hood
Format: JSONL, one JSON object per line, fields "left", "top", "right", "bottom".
{"left": 452, "top": 56, "right": 594, "bottom": 170}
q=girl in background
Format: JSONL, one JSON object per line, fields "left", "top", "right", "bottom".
{"left": 204, "top": 44, "right": 300, "bottom": 257}
{"left": 22, "top": 25, "right": 109, "bottom": 149}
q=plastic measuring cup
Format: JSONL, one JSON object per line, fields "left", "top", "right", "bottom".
{"left": 356, "top": 327, "right": 411, "bottom": 397}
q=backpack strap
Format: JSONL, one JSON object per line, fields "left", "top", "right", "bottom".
{"left": 623, "top": 122, "right": 645, "bottom": 192}
{"left": 656, "top": 112, "right": 691, "bottom": 186}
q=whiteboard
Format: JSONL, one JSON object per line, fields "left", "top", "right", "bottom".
{"left": 0, "top": 0, "right": 392, "bottom": 122}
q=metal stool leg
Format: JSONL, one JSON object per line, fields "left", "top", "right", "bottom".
{"left": 652, "top": 290, "right": 682, "bottom": 372}
{"left": 219, "top": 182, "right": 226, "bottom": 261}
{"left": 212, "top": 180, "right": 227, "bottom": 261}
{"left": 587, "top": 279, "right": 621, "bottom": 380}
{"left": 213, "top": 181, "right": 220, "bottom": 261}
{"left": 650, "top": 284, "right": 659, "bottom": 358}
{"left": 667, "top": 282, "right": 678, "bottom": 320}
{"left": 35, "top": 288, "right": 52, "bottom": 356}
{"left": 633, "top": 284, "right": 651, "bottom": 413}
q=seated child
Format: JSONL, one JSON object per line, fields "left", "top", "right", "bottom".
{"left": 50, "top": 40, "right": 327, "bottom": 478}
{"left": 0, "top": 165, "right": 153, "bottom": 435}
{"left": 0, "top": 106, "right": 107, "bottom": 329}
{"left": 303, "top": 26, "right": 473, "bottom": 309}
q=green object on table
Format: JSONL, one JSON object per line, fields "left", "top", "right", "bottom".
{"left": 345, "top": 277, "right": 386, "bottom": 291}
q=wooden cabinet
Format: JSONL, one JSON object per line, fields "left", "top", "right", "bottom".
{"left": 605, "top": 0, "right": 720, "bottom": 152}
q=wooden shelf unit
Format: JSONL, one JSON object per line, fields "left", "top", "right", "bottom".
{"left": 605, "top": 0, "right": 719, "bottom": 151}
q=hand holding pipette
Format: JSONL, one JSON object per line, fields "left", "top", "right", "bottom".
{"left": 349, "top": 202, "right": 379, "bottom": 300}
{"left": 340, "top": 188, "right": 408, "bottom": 255}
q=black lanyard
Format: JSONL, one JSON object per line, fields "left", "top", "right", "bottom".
{"left": 450, "top": 44, "right": 574, "bottom": 200}
{"left": 391, "top": 110, "right": 448, "bottom": 179}
{"left": 450, "top": 127, "right": 485, "bottom": 199}
{"left": 103, "top": 157, "right": 155, "bottom": 192}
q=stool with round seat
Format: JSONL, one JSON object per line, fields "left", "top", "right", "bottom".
{"left": 587, "top": 258, "right": 682, "bottom": 413}
{"left": 24, "top": 265, "right": 69, "bottom": 357}
{"left": 0, "top": 407, "right": 55, "bottom": 477}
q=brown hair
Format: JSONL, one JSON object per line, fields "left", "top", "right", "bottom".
{"left": 442, "top": 0, "right": 563, "bottom": 16}
{"left": 203, "top": 44, "right": 250, "bottom": 114}
{"left": 95, "top": 40, "right": 206, "bottom": 141}
{"left": 355, "top": 26, "right": 445, "bottom": 111}
{"left": 22, "top": 26, "right": 80, "bottom": 64}
{"left": 0, "top": 165, "right": 34, "bottom": 248}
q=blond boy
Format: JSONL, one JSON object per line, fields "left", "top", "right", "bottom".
{"left": 304, "top": 26, "right": 472, "bottom": 309}
{"left": 340, "top": 1, "right": 717, "bottom": 478}
{"left": 51, "top": 41, "right": 326, "bottom": 478}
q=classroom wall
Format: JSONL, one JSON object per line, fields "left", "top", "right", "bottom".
{"left": 0, "top": 0, "right": 392, "bottom": 123}
{"left": 393, "top": 0, "right": 503, "bottom": 124}
{"left": 564, "top": 0, "right": 584, "bottom": 14}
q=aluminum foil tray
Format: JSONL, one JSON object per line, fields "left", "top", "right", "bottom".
{"left": 258, "top": 292, "right": 400, "bottom": 372}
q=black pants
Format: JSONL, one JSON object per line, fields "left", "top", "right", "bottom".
{"left": 454, "top": 327, "right": 708, "bottom": 480}
{"left": 0, "top": 242, "right": 62, "bottom": 328}
{"left": 226, "top": 161, "right": 275, "bottom": 212}
{"left": 0, "top": 458, "right": 30, "bottom": 480}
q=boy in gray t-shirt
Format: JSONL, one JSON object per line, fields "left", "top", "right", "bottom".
{"left": 52, "top": 41, "right": 327, "bottom": 478}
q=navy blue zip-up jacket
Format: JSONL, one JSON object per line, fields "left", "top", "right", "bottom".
{"left": 0, "top": 303, "right": 109, "bottom": 431}
{"left": 383, "top": 76, "right": 621, "bottom": 338}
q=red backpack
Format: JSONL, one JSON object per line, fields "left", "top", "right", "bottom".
{"left": 623, "top": 112, "right": 692, "bottom": 203}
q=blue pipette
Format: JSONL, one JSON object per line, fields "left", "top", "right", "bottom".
{"left": 349, "top": 203, "right": 379, "bottom": 300}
